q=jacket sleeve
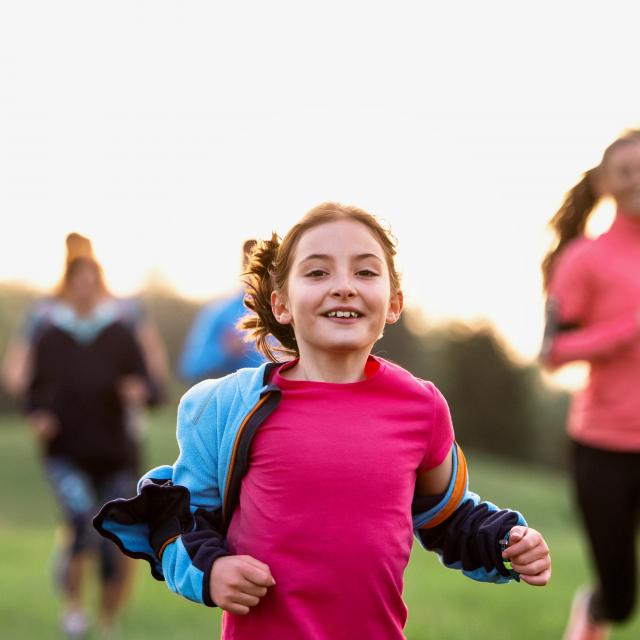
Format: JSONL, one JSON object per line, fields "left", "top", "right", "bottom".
{"left": 541, "top": 243, "right": 640, "bottom": 368}
{"left": 93, "top": 380, "right": 228, "bottom": 607}
{"left": 412, "top": 443, "right": 526, "bottom": 584}
{"left": 159, "top": 383, "right": 229, "bottom": 606}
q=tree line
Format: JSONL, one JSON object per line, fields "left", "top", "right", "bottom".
{"left": 0, "top": 283, "right": 569, "bottom": 468}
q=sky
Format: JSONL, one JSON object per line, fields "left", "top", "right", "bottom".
{"left": 1, "top": 2, "right": 639, "bottom": 377}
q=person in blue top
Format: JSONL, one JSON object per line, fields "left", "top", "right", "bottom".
{"left": 178, "top": 240, "right": 265, "bottom": 382}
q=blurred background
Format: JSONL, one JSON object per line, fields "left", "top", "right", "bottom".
{"left": 1, "top": 1, "right": 639, "bottom": 638}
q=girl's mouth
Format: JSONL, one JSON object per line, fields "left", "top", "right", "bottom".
{"left": 324, "top": 310, "right": 362, "bottom": 318}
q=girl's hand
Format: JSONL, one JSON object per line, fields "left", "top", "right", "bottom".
{"left": 210, "top": 555, "right": 276, "bottom": 615}
{"left": 502, "top": 526, "right": 551, "bottom": 586}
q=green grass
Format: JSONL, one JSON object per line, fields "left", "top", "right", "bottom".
{"left": 1, "top": 410, "right": 638, "bottom": 639}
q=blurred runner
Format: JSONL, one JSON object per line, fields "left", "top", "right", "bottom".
{"left": 2, "top": 232, "right": 168, "bottom": 409}
{"left": 178, "top": 239, "right": 265, "bottom": 382}
{"left": 26, "top": 255, "right": 152, "bottom": 638}
{"left": 541, "top": 129, "right": 640, "bottom": 640}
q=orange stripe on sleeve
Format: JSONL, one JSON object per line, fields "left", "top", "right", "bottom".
{"left": 421, "top": 443, "right": 468, "bottom": 530}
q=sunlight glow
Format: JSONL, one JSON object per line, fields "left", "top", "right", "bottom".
{"left": 2, "top": 3, "right": 639, "bottom": 391}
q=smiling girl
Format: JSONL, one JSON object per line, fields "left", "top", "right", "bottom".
{"left": 96, "top": 202, "right": 550, "bottom": 639}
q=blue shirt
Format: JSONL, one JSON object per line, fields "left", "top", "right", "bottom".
{"left": 179, "top": 292, "right": 265, "bottom": 382}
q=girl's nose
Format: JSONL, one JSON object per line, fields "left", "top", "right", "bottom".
{"left": 330, "top": 276, "right": 356, "bottom": 298}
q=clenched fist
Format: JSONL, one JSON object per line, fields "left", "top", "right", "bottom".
{"left": 503, "top": 526, "right": 551, "bottom": 586}
{"left": 210, "top": 555, "right": 276, "bottom": 615}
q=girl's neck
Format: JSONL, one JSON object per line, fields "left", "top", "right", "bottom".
{"left": 281, "top": 349, "right": 371, "bottom": 383}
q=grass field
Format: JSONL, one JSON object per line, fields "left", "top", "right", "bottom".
{"left": 1, "top": 409, "right": 638, "bottom": 639}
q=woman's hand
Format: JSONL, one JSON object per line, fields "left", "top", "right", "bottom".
{"left": 502, "top": 526, "right": 551, "bottom": 586}
{"left": 118, "top": 375, "right": 149, "bottom": 408}
{"left": 27, "top": 410, "right": 59, "bottom": 444}
{"left": 210, "top": 555, "right": 276, "bottom": 615}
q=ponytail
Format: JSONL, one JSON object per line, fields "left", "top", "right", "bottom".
{"left": 239, "top": 234, "right": 298, "bottom": 362}
{"left": 541, "top": 167, "right": 600, "bottom": 290}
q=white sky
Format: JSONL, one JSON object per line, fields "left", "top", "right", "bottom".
{"left": 1, "top": 1, "right": 638, "bottom": 371}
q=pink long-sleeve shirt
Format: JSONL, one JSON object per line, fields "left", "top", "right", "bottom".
{"left": 544, "top": 212, "right": 640, "bottom": 450}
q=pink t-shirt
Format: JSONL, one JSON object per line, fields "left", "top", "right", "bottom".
{"left": 222, "top": 356, "right": 454, "bottom": 640}
{"left": 546, "top": 213, "right": 640, "bottom": 450}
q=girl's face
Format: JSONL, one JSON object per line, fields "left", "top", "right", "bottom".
{"left": 603, "top": 140, "right": 640, "bottom": 215}
{"left": 271, "top": 219, "right": 403, "bottom": 361}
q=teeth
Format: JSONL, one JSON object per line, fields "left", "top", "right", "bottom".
{"left": 327, "top": 310, "right": 360, "bottom": 318}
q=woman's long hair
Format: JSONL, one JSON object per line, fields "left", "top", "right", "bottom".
{"left": 54, "top": 233, "right": 108, "bottom": 298}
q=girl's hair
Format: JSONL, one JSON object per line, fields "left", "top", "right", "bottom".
{"left": 240, "top": 202, "right": 401, "bottom": 362}
{"left": 542, "top": 129, "right": 640, "bottom": 289}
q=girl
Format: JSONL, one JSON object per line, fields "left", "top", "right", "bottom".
{"left": 541, "top": 130, "right": 640, "bottom": 640}
{"left": 27, "top": 256, "right": 152, "bottom": 638}
{"left": 96, "top": 203, "right": 551, "bottom": 639}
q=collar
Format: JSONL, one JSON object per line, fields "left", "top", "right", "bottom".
{"left": 50, "top": 300, "right": 118, "bottom": 343}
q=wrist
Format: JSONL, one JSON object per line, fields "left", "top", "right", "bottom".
{"left": 498, "top": 533, "right": 514, "bottom": 573}
{"left": 204, "top": 550, "right": 231, "bottom": 608}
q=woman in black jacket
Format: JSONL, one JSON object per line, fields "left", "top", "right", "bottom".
{"left": 26, "top": 256, "right": 150, "bottom": 639}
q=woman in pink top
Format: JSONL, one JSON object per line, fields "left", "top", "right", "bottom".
{"left": 542, "top": 129, "right": 640, "bottom": 640}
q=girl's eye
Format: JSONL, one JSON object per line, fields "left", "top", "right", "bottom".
{"left": 305, "top": 269, "right": 327, "bottom": 278}
{"left": 357, "top": 269, "right": 378, "bottom": 277}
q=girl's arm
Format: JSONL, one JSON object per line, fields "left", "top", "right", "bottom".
{"left": 412, "top": 445, "right": 550, "bottom": 585}
{"left": 93, "top": 378, "right": 275, "bottom": 612}
{"left": 159, "top": 385, "right": 273, "bottom": 609}
{"left": 94, "top": 382, "right": 229, "bottom": 605}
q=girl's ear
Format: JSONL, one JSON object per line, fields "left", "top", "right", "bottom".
{"left": 386, "top": 289, "right": 404, "bottom": 324}
{"left": 271, "top": 289, "right": 293, "bottom": 325}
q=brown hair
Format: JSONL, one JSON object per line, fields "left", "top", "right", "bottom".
{"left": 53, "top": 233, "right": 108, "bottom": 298}
{"left": 65, "top": 232, "right": 94, "bottom": 264}
{"left": 542, "top": 129, "right": 640, "bottom": 289}
{"left": 240, "top": 202, "right": 401, "bottom": 362}
{"left": 241, "top": 239, "right": 258, "bottom": 270}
